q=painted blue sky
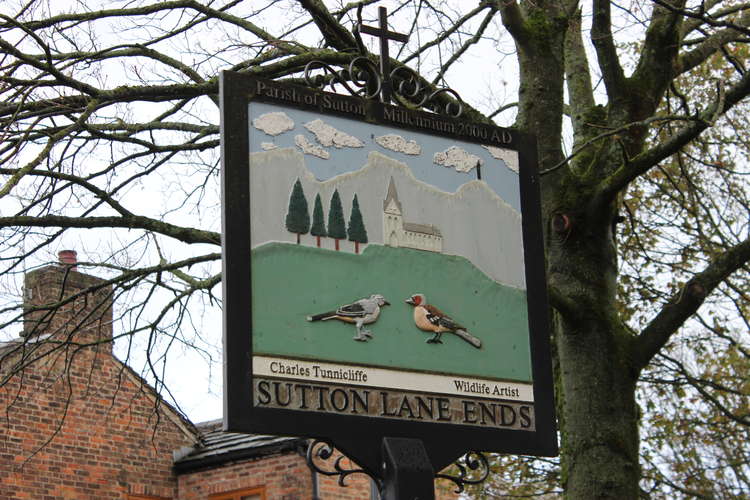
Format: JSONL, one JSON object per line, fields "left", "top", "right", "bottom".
{"left": 248, "top": 101, "right": 521, "bottom": 212}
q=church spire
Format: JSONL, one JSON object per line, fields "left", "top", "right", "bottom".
{"left": 383, "top": 176, "right": 402, "bottom": 213}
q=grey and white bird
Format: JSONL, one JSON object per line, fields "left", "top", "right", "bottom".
{"left": 405, "top": 293, "right": 481, "bottom": 349}
{"left": 306, "top": 294, "right": 390, "bottom": 341}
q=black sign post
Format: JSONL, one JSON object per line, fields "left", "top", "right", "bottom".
{"left": 220, "top": 8, "right": 556, "bottom": 499}
{"left": 382, "top": 438, "right": 435, "bottom": 499}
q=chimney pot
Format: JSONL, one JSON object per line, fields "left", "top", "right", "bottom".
{"left": 58, "top": 250, "right": 78, "bottom": 271}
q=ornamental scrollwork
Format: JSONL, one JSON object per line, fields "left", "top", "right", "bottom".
{"left": 304, "top": 439, "right": 375, "bottom": 487}
{"left": 390, "top": 66, "right": 464, "bottom": 118}
{"left": 435, "top": 450, "right": 490, "bottom": 493}
{"left": 302, "top": 58, "right": 464, "bottom": 118}
{"left": 304, "top": 57, "right": 381, "bottom": 100}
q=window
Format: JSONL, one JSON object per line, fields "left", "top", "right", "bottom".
{"left": 209, "top": 486, "right": 265, "bottom": 500}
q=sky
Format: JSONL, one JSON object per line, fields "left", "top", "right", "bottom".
{"left": 0, "top": 1, "right": 531, "bottom": 425}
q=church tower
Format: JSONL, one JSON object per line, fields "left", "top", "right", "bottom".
{"left": 382, "top": 177, "right": 403, "bottom": 247}
{"left": 382, "top": 177, "right": 443, "bottom": 253}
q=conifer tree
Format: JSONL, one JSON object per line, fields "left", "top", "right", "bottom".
{"left": 310, "top": 193, "right": 326, "bottom": 248}
{"left": 285, "top": 179, "right": 309, "bottom": 244}
{"left": 347, "top": 194, "right": 367, "bottom": 254}
{"left": 327, "top": 189, "right": 346, "bottom": 251}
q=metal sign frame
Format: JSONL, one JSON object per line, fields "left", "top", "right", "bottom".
{"left": 221, "top": 71, "right": 557, "bottom": 476}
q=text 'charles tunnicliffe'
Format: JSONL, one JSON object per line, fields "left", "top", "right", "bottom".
{"left": 270, "top": 360, "right": 368, "bottom": 382}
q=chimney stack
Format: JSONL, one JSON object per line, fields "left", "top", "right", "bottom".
{"left": 22, "top": 251, "right": 112, "bottom": 350}
{"left": 58, "top": 249, "right": 78, "bottom": 271}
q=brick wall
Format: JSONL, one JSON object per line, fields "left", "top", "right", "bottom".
{"left": 22, "top": 261, "right": 113, "bottom": 345}
{"left": 177, "top": 447, "right": 459, "bottom": 500}
{"left": 178, "top": 452, "right": 313, "bottom": 499}
{"left": 0, "top": 261, "right": 198, "bottom": 499}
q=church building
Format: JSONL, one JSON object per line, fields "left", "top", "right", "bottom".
{"left": 382, "top": 177, "right": 443, "bottom": 253}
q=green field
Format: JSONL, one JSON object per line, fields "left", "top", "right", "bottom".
{"left": 251, "top": 242, "right": 532, "bottom": 382}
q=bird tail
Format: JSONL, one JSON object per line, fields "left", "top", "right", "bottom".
{"left": 307, "top": 311, "right": 337, "bottom": 322}
{"left": 454, "top": 329, "right": 481, "bottom": 349}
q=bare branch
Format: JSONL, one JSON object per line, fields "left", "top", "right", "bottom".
{"left": 678, "top": 9, "right": 750, "bottom": 74}
{"left": 595, "top": 70, "right": 750, "bottom": 204}
{"left": 431, "top": 6, "right": 497, "bottom": 85}
{"left": 0, "top": 215, "right": 219, "bottom": 245}
{"left": 634, "top": 236, "right": 750, "bottom": 371}
{"left": 630, "top": 0, "right": 686, "bottom": 114}
{"left": 591, "top": 0, "right": 627, "bottom": 101}
{"left": 496, "top": 0, "right": 530, "bottom": 48}
{"left": 297, "top": 0, "right": 357, "bottom": 51}
{"left": 403, "top": 3, "right": 489, "bottom": 65}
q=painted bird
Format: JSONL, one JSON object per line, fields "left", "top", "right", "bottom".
{"left": 306, "top": 294, "right": 390, "bottom": 341}
{"left": 405, "top": 293, "right": 481, "bottom": 349}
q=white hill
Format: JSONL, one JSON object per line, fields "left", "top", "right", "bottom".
{"left": 249, "top": 148, "right": 526, "bottom": 289}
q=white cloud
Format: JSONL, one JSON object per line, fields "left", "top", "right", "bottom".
{"left": 375, "top": 134, "right": 421, "bottom": 155}
{"left": 295, "top": 134, "right": 330, "bottom": 159}
{"left": 304, "top": 119, "right": 364, "bottom": 149}
{"left": 433, "top": 146, "right": 483, "bottom": 173}
{"left": 482, "top": 145, "right": 519, "bottom": 173}
{"left": 260, "top": 142, "right": 277, "bottom": 151}
{"left": 253, "top": 112, "right": 294, "bottom": 136}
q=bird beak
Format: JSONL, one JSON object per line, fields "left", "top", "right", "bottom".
{"left": 405, "top": 298, "right": 414, "bottom": 305}
{"left": 383, "top": 301, "right": 391, "bottom": 306}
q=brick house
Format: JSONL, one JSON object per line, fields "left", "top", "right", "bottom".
{"left": 0, "top": 253, "right": 458, "bottom": 499}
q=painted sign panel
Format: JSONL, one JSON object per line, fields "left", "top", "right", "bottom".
{"left": 221, "top": 72, "right": 557, "bottom": 474}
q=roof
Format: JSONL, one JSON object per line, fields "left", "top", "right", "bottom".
{"left": 112, "top": 357, "right": 201, "bottom": 442}
{"left": 0, "top": 333, "right": 53, "bottom": 357}
{"left": 172, "top": 419, "right": 305, "bottom": 473}
{"left": 403, "top": 222, "right": 442, "bottom": 237}
{"left": 1, "top": 336, "right": 300, "bottom": 474}
{"left": 0, "top": 333, "right": 201, "bottom": 444}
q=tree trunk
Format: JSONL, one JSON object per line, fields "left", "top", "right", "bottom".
{"left": 549, "top": 219, "right": 640, "bottom": 498}
{"left": 558, "top": 321, "right": 640, "bottom": 498}
{"left": 542, "top": 158, "right": 641, "bottom": 499}
{"left": 509, "top": 6, "right": 642, "bottom": 496}
{"left": 354, "top": 241, "right": 359, "bottom": 254}
{"left": 335, "top": 239, "right": 339, "bottom": 251}
{"left": 544, "top": 175, "right": 641, "bottom": 500}
{"left": 316, "top": 236, "right": 321, "bottom": 247}
{"left": 547, "top": 198, "right": 640, "bottom": 500}
{"left": 296, "top": 233, "right": 300, "bottom": 244}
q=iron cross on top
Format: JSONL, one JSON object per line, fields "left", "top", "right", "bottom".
{"left": 358, "top": 6, "right": 409, "bottom": 102}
